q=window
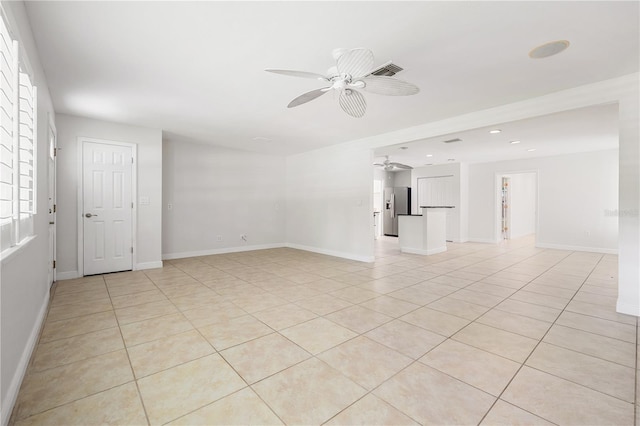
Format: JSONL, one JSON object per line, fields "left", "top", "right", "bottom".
{"left": 0, "top": 12, "right": 37, "bottom": 255}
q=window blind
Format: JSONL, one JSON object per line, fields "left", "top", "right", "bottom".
{"left": 18, "top": 70, "right": 35, "bottom": 215}
{"left": 0, "top": 15, "right": 16, "bottom": 251}
{"left": 0, "top": 12, "right": 37, "bottom": 254}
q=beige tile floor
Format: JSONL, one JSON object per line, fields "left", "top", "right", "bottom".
{"left": 10, "top": 236, "right": 638, "bottom": 425}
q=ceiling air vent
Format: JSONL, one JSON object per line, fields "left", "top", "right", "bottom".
{"left": 443, "top": 138, "right": 462, "bottom": 144}
{"left": 368, "top": 61, "right": 403, "bottom": 77}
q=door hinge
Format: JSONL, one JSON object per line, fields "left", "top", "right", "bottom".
{"left": 131, "top": 247, "right": 133, "bottom": 254}
{"left": 53, "top": 260, "right": 56, "bottom": 269}
{"left": 131, "top": 202, "right": 134, "bottom": 209}
{"left": 131, "top": 157, "right": 134, "bottom": 164}
{"left": 53, "top": 204, "right": 57, "bottom": 213}
{"left": 54, "top": 148, "right": 57, "bottom": 157}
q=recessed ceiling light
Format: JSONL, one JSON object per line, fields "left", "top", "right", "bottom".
{"left": 424, "top": 163, "right": 433, "bottom": 166}
{"left": 426, "top": 154, "right": 433, "bottom": 158}
{"left": 252, "top": 136, "right": 271, "bottom": 142}
{"left": 527, "top": 148, "right": 537, "bottom": 152}
{"left": 529, "top": 40, "right": 570, "bottom": 59}
{"left": 447, "top": 159, "right": 455, "bottom": 162}
{"left": 399, "top": 146, "right": 409, "bottom": 150}
{"left": 489, "top": 129, "right": 501, "bottom": 134}
{"left": 510, "top": 140, "right": 521, "bottom": 144}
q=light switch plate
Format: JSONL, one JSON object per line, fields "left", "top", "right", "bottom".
{"left": 139, "top": 196, "right": 150, "bottom": 205}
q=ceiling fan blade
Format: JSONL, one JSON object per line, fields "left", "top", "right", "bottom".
{"left": 339, "top": 89, "right": 366, "bottom": 118}
{"left": 359, "top": 76, "right": 420, "bottom": 96}
{"left": 266, "top": 69, "right": 328, "bottom": 81}
{"left": 336, "top": 48, "right": 374, "bottom": 79}
{"left": 287, "top": 88, "right": 330, "bottom": 108}
{"left": 389, "top": 162, "right": 413, "bottom": 170}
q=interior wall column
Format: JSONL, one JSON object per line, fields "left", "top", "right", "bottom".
{"left": 616, "top": 85, "right": 640, "bottom": 316}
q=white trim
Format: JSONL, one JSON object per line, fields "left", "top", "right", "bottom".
{"left": 56, "top": 270, "right": 80, "bottom": 280}
{"left": 535, "top": 242, "right": 618, "bottom": 255}
{"left": 135, "top": 261, "right": 163, "bottom": 270}
{"left": 494, "top": 170, "right": 539, "bottom": 245}
{"left": 400, "top": 246, "right": 447, "bottom": 256}
{"left": 1, "top": 290, "right": 49, "bottom": 426}
{"left": 47, "top": 112, "right": 57, "bottom": 284}
{"left": 285, "top": 243, "right": 375, "bottom": 263}
{"left": 163, "top": 243, "right": 286, "bottom": 260}
{"left": 77, "top": 137, "right": 137, "bottom": 277}
{"left": 0, "top": 234, "right": 36, "bottom": 264}
{"left": 616, "top": 300, "right": 640, "bottom": 317}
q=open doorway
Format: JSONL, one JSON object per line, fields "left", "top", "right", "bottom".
{"left": 496, "top": 171, "right": 537, "bottom": 241}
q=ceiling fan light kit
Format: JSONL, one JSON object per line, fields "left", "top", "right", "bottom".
{"left": 266, "top": 48, "right": 420, "bottom": 118}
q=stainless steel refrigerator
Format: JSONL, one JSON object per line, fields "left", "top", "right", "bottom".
{"left": 383, "top": 187, "right": 411, "bottom": 237}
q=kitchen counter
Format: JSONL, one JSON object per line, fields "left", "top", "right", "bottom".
{"left": 398, "top": 209, "right": 447, "bottom": 255}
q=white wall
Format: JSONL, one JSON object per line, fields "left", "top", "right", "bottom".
{"left": 55, "top": 114, "right": 163, "bottom": 276}
{"left": 393, "top": 170, "right": 411, "bottom": 187}
{"left": 503, "top": 172, "right": 537, "bottom": 239}
{"left": 286, "top": 146, "right": 373, "bottom": 262}
{"left": 162, "top": 140, "right": 286, "bottom": 258}
{"left": 469, "top": 150, "right": 618, "bottom": 252}
{"left": 0, "top": 3, "right": 56, "bottom": 424}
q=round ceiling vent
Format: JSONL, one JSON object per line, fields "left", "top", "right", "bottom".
{"left": 529, "top": 40, "right": 570, "bottom": 59}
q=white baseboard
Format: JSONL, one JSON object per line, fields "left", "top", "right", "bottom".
{"left": 401, "top": 246, "right": 447, "bottom": 256}
{"left": 285, "top": 243, "right": 374, "bottom": 263}
{"left": 1, "top": 291, "right": 49, "bottom": 426}
{"left": 56, "top": 270, "right": 79, "bottom": 280}
{"left": 135, "top": 261, "right": 163, "bottom": 271}
{"left": 616, "top": 300, "right": 640, "bottom": 317}
{"left": 535, "top": 242, "right": 618, "bottom": 255}
{"left": 162, "top": 243, "right": 286, "bottom": 260}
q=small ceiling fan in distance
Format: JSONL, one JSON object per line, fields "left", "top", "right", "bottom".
{"left": 266, "top": 48, "right": 419, "bottom": 118}
{"left": 374, "top": 155, "right": 413, "bottom": 171}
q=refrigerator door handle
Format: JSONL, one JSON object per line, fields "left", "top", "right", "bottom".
{"left": 390, "top": 193, "right": 395, "bottom": 218}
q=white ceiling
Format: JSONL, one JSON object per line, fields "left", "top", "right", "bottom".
{"left": 24, "top": 1, "right": 638, "bottom": 156}
{"left": 374, "top": 103, "right": 619, "bottom": 168}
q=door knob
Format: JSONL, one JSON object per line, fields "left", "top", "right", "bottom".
{"left": 85, "top": 213, "right": 98, "bottom": 218}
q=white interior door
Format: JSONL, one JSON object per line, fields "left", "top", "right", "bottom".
{"left": 47, "top": 119, "right": 56, "bottom": 286}
{"left": 83, "top": 141, "right": 133, "bottom": 275}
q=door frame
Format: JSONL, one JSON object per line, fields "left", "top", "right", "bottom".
{"left": 494, "top": 170, "right": 539, "bottom": 244}
{"left": 77, "top": 137, "right": 137, "bottom": 277}
{"left": 47, "top": 113, "right": 57, "bottom": 285}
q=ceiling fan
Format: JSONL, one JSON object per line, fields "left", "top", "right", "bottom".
{"left": 266, "top": 48, "right": 419, "bottom": 118}
{"left": 374, "top": 156, "right": 413, "bottom": 171}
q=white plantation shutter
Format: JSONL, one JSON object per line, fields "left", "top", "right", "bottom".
{"left": 0, "top": 11, "right": 37, "bottom": 254}
{"left": 18, "top": 70, "right": 35, "bottom": 214}
{"left": 0, "top": 15, "right": 16, "bottom": 251}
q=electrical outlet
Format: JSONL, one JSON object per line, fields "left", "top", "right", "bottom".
{"left": 167, "top": 203, "right": 172, "bottom": 210}
{"left": 216, "top": 235, "right": 223, "bottom": 242}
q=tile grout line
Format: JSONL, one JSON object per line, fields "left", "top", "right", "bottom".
{"left": 476, "top": 252, "right": 612, "bottom": 425}
{"left": 144, "top": 262, "right": 291, "bottom": 425}
{"left": 322, "top": 242, "right": 569, "bottom": 426}
{"left": 635, "top": 312, "right": 638, "bottom": 426}
{"left": 108, "top": 273, "right": 153, "bottom": 426}
{"left": 15, "top": 243, "right": 624, "bottom": 425}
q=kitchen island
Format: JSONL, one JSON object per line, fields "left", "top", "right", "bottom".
{"left": 397, "top": 206, "right": 453, "bottom": 255}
